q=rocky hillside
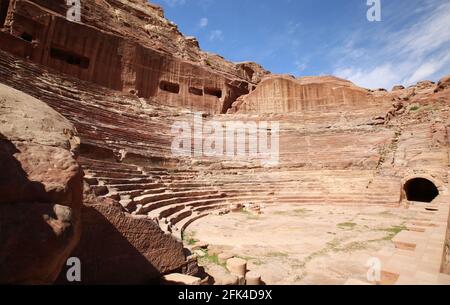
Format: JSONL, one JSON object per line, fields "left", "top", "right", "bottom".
{"left": 0, "top": 0, "right": 269, "bottom": 114}
{"left": 0, "top": 0, "right": 449, "bottom": 285}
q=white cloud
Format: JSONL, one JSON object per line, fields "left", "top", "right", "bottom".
{"left": 199, "top": 17, "right": 208, "bottom": 28}
{"left": 163, "top": 0, "right": 186, "bottom": 7}
{"left": 392, "top": 2, "right": 450, "bottom": 58}
{"left": 333, "top": 1, "right": 450, "bottom": 89}
{"left": 209, "top": 30, "right": 224, "bottom": 42}
{"left": 335, "top": 64, "right": 401, "bottom": 89}
{"left": 294, "top": 59, "right": 308, "bottom": 72}
{"left": 287, "top": 21, "right": 302, "bottom": 35}
{"left": 406, "top": 53, "right": 450, "bottom": 84}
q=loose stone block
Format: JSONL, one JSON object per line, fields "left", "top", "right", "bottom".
{"left": 246, "top": 271, "right": 261, "bottom": 285}
{"left": 161, "top": 273, "right": 201, "bottom": 285}
{"left": 218, "top": 253, "right": 234, "bottom": 264}
{"left": 237, "top": 275, "right": 246, "bottom": 285}
{"left": 226, "top": 258, "right": 247, "bottom": 277}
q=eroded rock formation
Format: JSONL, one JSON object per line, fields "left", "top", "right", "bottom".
{"left": 0, "top": 80, "right": 188, "bottom": 284}
{"left": 0, "top": 0, "right": 268, "bottom": 114}
{"left": 56, "top": 189, "right": 186, "bottom": 285}
{"left": 227, "top": 75, "right": 378, "bottom": 114}
{"left": 0, "top": 0, "right": 449, "bottom": 285}
{"left": 0, "top": 83, "right": 82, "bottom": 284}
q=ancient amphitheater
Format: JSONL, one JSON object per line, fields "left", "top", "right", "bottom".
{"left": 0, "top": 0, "right": 449, "bottom": 285}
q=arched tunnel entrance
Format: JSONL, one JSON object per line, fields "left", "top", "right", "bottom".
{"left": 404, "top": 178, "right": 439, "bottom": 203}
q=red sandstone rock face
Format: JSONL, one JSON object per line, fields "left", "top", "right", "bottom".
{"left": 0, "top": 81, "right": 187, "bottom": 284}
{"left": 0, "top": 0, "right": 269, "bottom": 114}
{"left": 228, "top": 75, "right": 379, "bottom": 114}
{"left": 436, "top": 74, "right": 450, "bottom": 93}
{"left": 0, "top": 83, "right": 82, "bottom": 284}
{"left": 56, "top": 191, "right": 186, "bottom": 285}
{"left": 0, "top": 0, "right": 449, "bottom": 285}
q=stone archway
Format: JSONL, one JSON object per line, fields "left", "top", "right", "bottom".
{"left": 403, "top": 177, "right": 439, "bottom": 203}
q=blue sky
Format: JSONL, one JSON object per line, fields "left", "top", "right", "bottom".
{"left": 151, "top": 0, "right": 450, "bottom": 89}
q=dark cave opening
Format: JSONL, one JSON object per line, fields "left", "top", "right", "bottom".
{"left": 204, "top": 87, "right": 222, "bottom": 99}
{"left": 159, "top": 81, "right": 180, "bottom": 94}
{"left": 20, "top": 32, "right": 33, "bottom": 42}
{"left": 50, "top": 47, "right": 90, "bottom": 69}
{"left": 404, "top": 178, "right": 439, "bottom": 203}
{"left": 189, "top": 87, "right": 203, "bottom": 96}
{"left": 0, "top": 0, "right": 10, "bottom": 27}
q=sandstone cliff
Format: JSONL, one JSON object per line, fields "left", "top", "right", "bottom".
{"left": 0, "top": 0, "right": 449, "bottom": 286}
{"left": 0, "top": 0, "right": 269, "bottom": 114}
{"left": 227, "top": 75, "right": 376, "bottom": 114}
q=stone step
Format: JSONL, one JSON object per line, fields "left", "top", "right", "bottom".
{"left": 80, "top": 163, "right": 140, "bottom": 173}
{"left": 173, "top": 213, "right": 209, "bottom": 240}
{"left": 79, "top": 158, "right": 139, "bottom": 170}
{"left": 108, "top": 182, "right": 165, "bottom": 192}
{"left": 116, "top": 188, "right": 166, "bottom": 198}
{"left": 143, "top": 195, "right": 227, "bottom": 216}
{"left": 273, "top": 198, "right": 398, "bottom": 207}
{"left": 142, "top": 167, "right": 171, "bottom": 173}
{"left": 135, "top": 190, "right": 224, "bottom": 207}
{"left": 154, "top": 197, "right": 234, "bottom": 219}
{"left": 165, "top": 183, "right": 217, "bottom": 189}
{"left": 161, "top": 175, "right": 197, "bottom": 181}
{"left": 95, "top": 177, "right": 154, "bottom": 185}
{"left": 106, "top": 188, "right": 167, "bottom": 202}
{"left": 142, "top": 170, "right": 170, "bottom": 176}
{"left": 168, "top": 208, "right": 194, "bottom": 226}
{"left": 159, "top": 186, "right": 219, "bottom": 193}
{"left": 170, "top": 204, "right": 228, "bottom": 228}
{"left": 129, "top": 187, "right": 168, "bottom": 197}
{"left": 193, "top": 203, "right": 230, "bottom": 213}
{"left": 161, "top": 273, "right": 201, "bottom": 285}
{"left": 83, "top": 165, "right": 143, "bottom": 175}
{"left": 85, "top": 170, "right": 147, "bottom": 179}
{"left": 154, "top": 204, "right": 187, "bottom": 220}
{"left": 392, "top": 231, "right": 425, "bottom": 251}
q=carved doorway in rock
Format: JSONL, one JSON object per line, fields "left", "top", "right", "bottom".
{"left": 403, "top": 178, "right": 439, "bottom": 203}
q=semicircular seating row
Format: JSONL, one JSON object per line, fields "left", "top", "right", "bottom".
{"left": 80, "top": 157, "right": 403, "bottom": 240}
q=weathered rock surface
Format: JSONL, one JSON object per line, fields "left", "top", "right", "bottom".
{"left": 0, "top": 0, "right": 269, "bottom": 114}
{"left": 161, "top": 273, "right": 201, "bottom": 285}
{"left": 207, "top": 265, "right": 239, "bottom": 285}
{"left": 0, "top": 0, "right": 449, "bottom": 286}
{"left": 392, "top": 85, "right": 406, "bottom": 91}
{"left": 226, "top": 258, "right": 247, "bottom": 277}
{"left": 245, "top": 271, "right": 262, "bottom": 285}
{"left": 436, "top": 75, "right": 450, "bottom": 93}
{"left": 56, "top": 192, "right": 187, "bottom": 285}
{"left": 0, "top": 83, "right": 82, "bottom": 284}
{"left": 228, "top": 75, "right": 380, "bottom": 114}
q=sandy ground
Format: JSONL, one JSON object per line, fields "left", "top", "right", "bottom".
{"left": 186, "top": 204, "right": 421, "bottom": 285}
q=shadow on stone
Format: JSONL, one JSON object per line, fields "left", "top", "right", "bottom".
{"left": 55, "top": 201, "right": 185, "bottom": 285}
{"left": 0, "top": 138, "right": 79, "bottom": 284}
{"left": 0, "top": 139, "right": 49, "bottom": 204}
